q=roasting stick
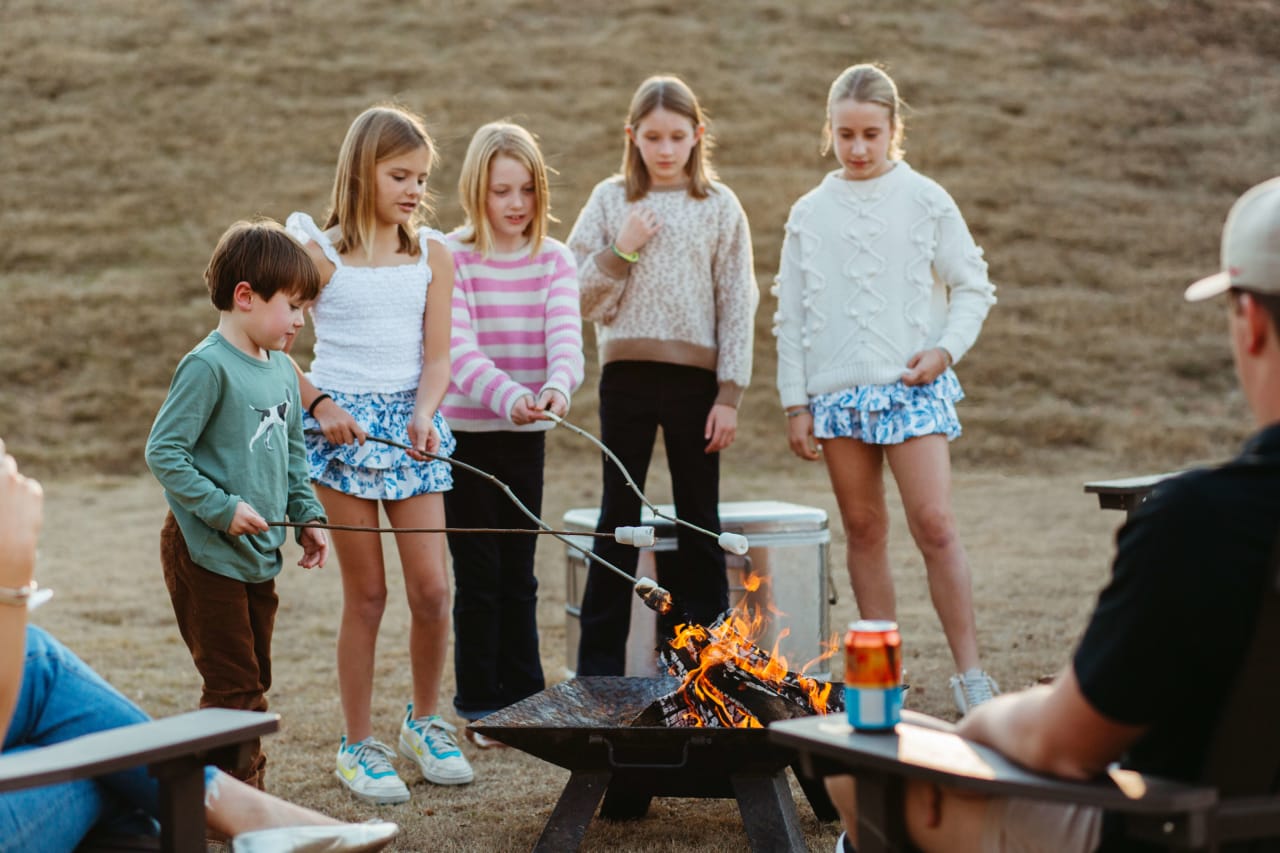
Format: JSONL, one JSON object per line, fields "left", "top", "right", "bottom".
{"left": 542, "top": 412, "right": 751, "bottom": 556}
{"left": 270, "top": 520, "right": 635, "bottom": 539}
{"left": 295, "top": 431, "right": 674, "bottom": 614}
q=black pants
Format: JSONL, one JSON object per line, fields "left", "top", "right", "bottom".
{"left": 576, "top": 362, "right": 728, "bottom": 676}
{"left": 444, "top": 430, "right": 546, "bottom": 719}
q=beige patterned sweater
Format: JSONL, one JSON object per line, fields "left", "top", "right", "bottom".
{"left": 567, "top": 177, "right": 759, "bottom": 407}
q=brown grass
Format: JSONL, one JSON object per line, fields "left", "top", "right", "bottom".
{"left": 3, "top": 0, "right": 1279, "bottom": 850}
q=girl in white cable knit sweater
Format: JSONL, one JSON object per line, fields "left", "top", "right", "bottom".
{"left": 567, "top": 75, "right": 758, "bottom": 676}
{"left": 773, "top": 64, "right": 999, "bottom": 717}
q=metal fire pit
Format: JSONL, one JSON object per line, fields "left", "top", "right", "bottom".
{"left": 472, "top": 677, "right": 835, "bottom": 852}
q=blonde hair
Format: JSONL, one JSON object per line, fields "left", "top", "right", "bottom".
{"left": 324, "top": 104, "right": 436, "bottom": 259}
{"left": 823, "top": 64, "right": 906, "bottom": 160}
{"left": 456, "top": 121, "right": 555, "bottom": 257}
{"left": 622, "top": 75, "right": 716, "bottom": 202}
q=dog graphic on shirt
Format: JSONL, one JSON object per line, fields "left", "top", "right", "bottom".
{"left": 249, "top": 400, "right": 289, "bottom": 453}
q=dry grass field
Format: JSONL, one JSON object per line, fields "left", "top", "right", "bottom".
{"left": 2, "top": 0, "right": 1279, "bottom": 850}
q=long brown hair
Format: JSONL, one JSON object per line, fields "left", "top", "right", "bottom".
{"left": 622, "top": 75, "right": 716, "bottom": 202}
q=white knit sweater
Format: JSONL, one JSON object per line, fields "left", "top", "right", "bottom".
{"left": 773, "top": 163, "right": 996, "bottom": 409}
{"left": 568, "top": 177, "right": 758, "bottom": 407}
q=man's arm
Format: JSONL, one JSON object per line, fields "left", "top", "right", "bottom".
{"left": 957, "top": 666, "right": 1146, "bottom": 781}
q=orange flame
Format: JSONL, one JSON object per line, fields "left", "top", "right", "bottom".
{"left": 665, "top": 572, "right": 838, "bottom": 727}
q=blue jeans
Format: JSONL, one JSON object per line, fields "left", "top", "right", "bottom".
{"left": 0, "top": 625, "right": 216, "bottom": 853}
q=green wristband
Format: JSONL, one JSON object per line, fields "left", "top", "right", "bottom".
{"left": 610, "top": 244, "right": 640, "bottom": 264}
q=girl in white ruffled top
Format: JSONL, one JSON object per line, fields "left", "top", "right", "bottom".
{"left": 773, "top": 64, "right": 1000, "bottom": 717}
{"left": 285, "top": 105, "right": 472, "bottom": 806}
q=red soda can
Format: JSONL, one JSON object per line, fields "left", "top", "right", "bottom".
{"left": 844, "top": 620, "right": 903, "bottom": 730}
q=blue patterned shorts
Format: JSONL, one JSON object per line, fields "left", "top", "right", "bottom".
{"left": 809, "top": 370, "right": 965, "bottom": 444}
{"left": 304, "top": 388, "right": 455, "bottom": 500}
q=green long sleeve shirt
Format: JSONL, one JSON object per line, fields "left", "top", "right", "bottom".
{"left": 145, "top": 331, "right": 324, "bottom": 583}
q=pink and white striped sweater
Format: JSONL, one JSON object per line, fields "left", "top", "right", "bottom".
{"left": 441, "top": 233, "right": 585, "bottom": 432}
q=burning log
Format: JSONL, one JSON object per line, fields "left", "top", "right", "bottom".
{"left": 631, "top": 578, "right": 843, "bottom": 729}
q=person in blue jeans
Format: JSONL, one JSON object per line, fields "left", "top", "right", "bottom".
{"left": 0, "top": 438, "right": 399, "bottom": 853}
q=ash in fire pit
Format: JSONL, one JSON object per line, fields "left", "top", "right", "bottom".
{"left": 636, "top": 573, "right": 843, "bottom": 729}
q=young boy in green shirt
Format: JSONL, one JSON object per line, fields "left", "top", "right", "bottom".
{"left": 145, "top": 219, "right": 328, "bottom": 789}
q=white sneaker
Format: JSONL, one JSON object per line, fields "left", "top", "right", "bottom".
{"left": 950, "top": 668, "right": 1000, "bottom": 716}
{"left": 334, "top": 737, "right": 410, "bottom": 804}
{"left": 399, "top": 703, "right": 474, "bottom": 785}
{"left": 232, "top": 819, "right": 399, "bottom": 853}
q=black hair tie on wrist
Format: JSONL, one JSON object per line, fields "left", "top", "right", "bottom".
{"left": 308, "top": 394, "right": 332, "bottom": 418}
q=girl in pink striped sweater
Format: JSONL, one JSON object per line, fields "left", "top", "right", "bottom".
{"left": 441, "top": 122, "right": 584, "bottom": 738}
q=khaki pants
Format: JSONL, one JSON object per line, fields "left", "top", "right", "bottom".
{"left": 160, "top": 512, "right": 277, "bottom": 789}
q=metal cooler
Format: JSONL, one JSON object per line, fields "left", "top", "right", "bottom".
{"left": 563, "top": 501, "right": 833, "bottom": 679}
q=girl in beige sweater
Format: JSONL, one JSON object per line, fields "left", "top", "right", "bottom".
{"left": 567, "top": 74, "right": 758, "bottom": 676}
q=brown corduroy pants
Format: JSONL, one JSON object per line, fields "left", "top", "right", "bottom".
{"left": 160, "top": 511, "right": 277, "bottom": 790}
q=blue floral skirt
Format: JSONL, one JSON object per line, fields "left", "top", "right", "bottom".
{"left": 809, "top": 369, "right": 964, "bottom": 444}
{"left": 304, "top": 388, "right": 455, "bottom": 500}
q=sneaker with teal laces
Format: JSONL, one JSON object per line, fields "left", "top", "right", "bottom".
{"left": 334, "top": 736, "right": 410, "bottom": 804}
{"left": 398, "top": 704, "right": 474, "bottom": 785}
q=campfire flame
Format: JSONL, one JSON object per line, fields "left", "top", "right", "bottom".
{"left": 661, "top": 572, "right": 839, "bottom": 728}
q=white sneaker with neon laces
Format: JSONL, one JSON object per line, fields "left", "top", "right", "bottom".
{"left": 398, "top": 703, "right": 474, "bottom": 785}
{"left": 334, "top": 737, "right": 410, "bottom": 804}
{"left": 950, "top": 668, "right": 1000, "bottom": 716}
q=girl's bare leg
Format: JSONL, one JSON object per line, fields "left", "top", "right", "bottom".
{"left": 316, "top": 485, "right": 387, "bottom": 743}
{"left": 384, "top": 493, "right": 450, "bottom": 715}
{"left": 822, "top": 438, "right": 895, "bottom": 620}
{"left": 885, "top": 435, "right": 980, "bottom": 672}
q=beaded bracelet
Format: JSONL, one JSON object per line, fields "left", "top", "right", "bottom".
{"left": 785, "top": 409, "right": 809, "bottom": 418}
{"left": 610, "top": 244, "right": 640, "bottom": 264}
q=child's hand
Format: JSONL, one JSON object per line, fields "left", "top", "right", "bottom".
{"left": 313, "top": 397, "right": 367, "bottom": 446}
{"left": 786, "top": 411, "right": 821, "bottom": 461}
{"left": 510, "top": 394, "right": 540, "bottom": 426}
{"left": 704, "top": 403, "right": 737, "bottom": 454}
{"left": 902, "top": 348, "right": 951, "bottom": 386}
{"left": 228, "top": 501, "right": 269, "bottom": 536}
{"left": 615, "top": 206, "right": 660, "bottom": 255}
{"left": 0, "top": 439, "right": 43, "bottom": 589}
{"left": 407, "top": 412, "right": 441, "bottom": 460}
{"left": 537, "top": 389, "right": 569, "bottom": 418}
{"left": 297, "top": 525, "right": 328, "bottom": 570}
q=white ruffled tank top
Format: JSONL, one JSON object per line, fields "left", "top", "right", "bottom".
{"left": 286, "top": 212, "right": 442, "bottom": 394}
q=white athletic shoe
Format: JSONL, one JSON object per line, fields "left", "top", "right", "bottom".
{"left": 334, "top": 737, "right": 410, "bottom": 805}
{"left": 950, "top": 668, "right": 1000, "bottom": 716}
{"left": 398, "top": 703, "right": 474, "bottom": 785}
